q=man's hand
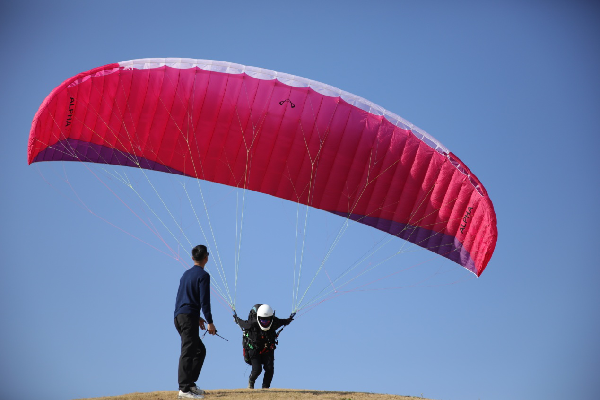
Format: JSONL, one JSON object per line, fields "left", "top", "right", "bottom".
{"left": 233, "top": 311, "right": 241, "bottom": 324}
{"left": 286, "top": 312, "right": 296, "bottom": 325}
{"left": 207, "top": 323, "right": 217, "bottom": 335}
{"left": 198, "top": 317, "right": 206, "bottom": 330}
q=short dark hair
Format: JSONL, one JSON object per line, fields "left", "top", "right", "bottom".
{"left": 192, "top": 245, "right": 209, "bottom": 262}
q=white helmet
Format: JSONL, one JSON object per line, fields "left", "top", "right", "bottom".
{"left": 257, "top": 304, "right": 274, "bottom": 331}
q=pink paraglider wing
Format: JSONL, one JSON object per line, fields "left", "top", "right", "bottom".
{"left": 28, "top": 58, "right": 497, "bottom": 276}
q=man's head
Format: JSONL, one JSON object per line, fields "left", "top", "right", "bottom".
{"left": 191, "top": 245, "right": 209, "bottom": 267}
{"left": 257, "top": 304, "right": 274, "bottom": 331}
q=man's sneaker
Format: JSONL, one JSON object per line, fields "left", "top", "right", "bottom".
{"left": 248, "top": 379, "right": 255, "bottom": 389}
{"left": 190, "top": 386, "right": 205, "bottom": 395}
{"left": 178, "top": 390, "right": 204, "bottom": 399}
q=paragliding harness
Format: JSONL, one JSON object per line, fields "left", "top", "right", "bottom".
{"left": 240, "top": 304, "right": 288, "bottom": 365}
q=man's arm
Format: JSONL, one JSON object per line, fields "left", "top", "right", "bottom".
{"left": 199, "top": 273, "right": 216, "bottom": 334}
{"left": 233, "top": 314, "right": 253, "bottom": 330}
{"left": 198, "top": 273, "right": 213, "bottom": 324}
{"left": 272, "top": 314, "right": 293, "bottom": 330}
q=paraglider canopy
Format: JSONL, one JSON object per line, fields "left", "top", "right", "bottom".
{"left": 28, "top": 58, "right": 497, "bottom": 277}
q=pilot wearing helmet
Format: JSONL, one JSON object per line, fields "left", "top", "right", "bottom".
{"left": 233, "top": 304, "right": 294, "bottom": 389}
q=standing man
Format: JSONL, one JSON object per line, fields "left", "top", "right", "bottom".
{"left": 174, "top": 245, "right": 217, "bottom": 399}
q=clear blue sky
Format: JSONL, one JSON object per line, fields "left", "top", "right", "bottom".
{"left": 2, "top": 1, "right": 599, "bottom": 400}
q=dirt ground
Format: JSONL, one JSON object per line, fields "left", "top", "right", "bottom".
{"left": 75, "top": 389, "right": 434, "bottom": 400}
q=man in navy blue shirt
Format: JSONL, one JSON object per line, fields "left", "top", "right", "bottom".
{"left": 174, "top": 245, "right": 217, "bottom": 399}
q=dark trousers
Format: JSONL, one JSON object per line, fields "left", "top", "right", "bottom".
{"left": 175, "top": 314, "right": 206, "bottom": 392}
{"left": 249, "top": 351, "right": 275, "bottom": 388}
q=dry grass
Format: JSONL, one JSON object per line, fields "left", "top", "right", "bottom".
{"left": 75, "top": 389, "right": 433, "bottom": 400}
